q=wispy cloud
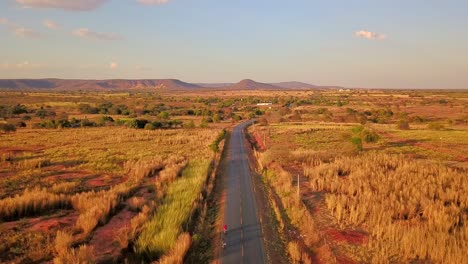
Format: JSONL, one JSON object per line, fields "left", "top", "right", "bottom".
{"left": 354, "top": 30, "right": 387, "bottom": 40}
{"left": 109, "top": 62, "right": 118, "bottom": 69}
{"left": 15, "top": 27, "right": 42, "bottom": 38}
{"left": 0, "top": 61, "right": 45, "bottom": 69}
{"left": 16, "top": 0, "right": 108, "bottom": 11}
{"left": 137, "top": 0, "right": 170, "bottom": 5}
{"left": 43, "top": 19, "right": 59, "bottom": 29}
{"left": 0, "top": 17, "right": 42, "bottom": 38}
{"left": 73, "top": 28, "right": 122, "bottom": 40}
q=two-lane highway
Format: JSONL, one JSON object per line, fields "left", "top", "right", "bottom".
{"left": 222, "top": 121, "right": 266, "bottom": 264}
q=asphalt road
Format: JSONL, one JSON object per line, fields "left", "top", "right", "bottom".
{"left": 221, "top": 121, "right": 266, "bottom": 264}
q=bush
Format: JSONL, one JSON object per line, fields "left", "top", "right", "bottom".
{"left": 428, "top": 122, "right": 445, "bottom": 130}
{"left": 183, "top": 120, "right": 195, "bottom": 129}
{"left": 396, "top": 119, "right": 410, "bottom": 130}
{"left": 144, "top": 123, "right": 156, "bottom": 130}
{"left": 0, "top": 123, "right": 16, "bottom": 132}
{"left": 361, "top": 129, "right": 380, "bottom": 143}
{"left": 200, "top": 119, "right": 209, "bottom": 128}
{"left": 99, "top": 116, "right": 114, "bottom": 126}
{"left": 350, "top": 137, "right": 363, "bottom": 151}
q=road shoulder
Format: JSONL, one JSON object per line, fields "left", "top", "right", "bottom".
{"left": 244, "top": 126, "right": 289, "bottom": 264}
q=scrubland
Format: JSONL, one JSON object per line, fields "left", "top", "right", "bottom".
{"left": 1, "top": 89, "right": 467, "bottom": 263}
{"left": 0, "top": 123, "right": 224, "bottom": 263}
{"left": 248, "top": 89, "right": 467, "bottom": 263}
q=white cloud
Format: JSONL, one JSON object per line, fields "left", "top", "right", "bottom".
{"left": 0, "top": 17, "right": 42, "bottom": 38}
{"left": 43, "top": 19, "right": 59, "bottom": 29}
{"left": 109, "top": 62, "right": 118, "bottom": 69}
{"left": 16, "top": 0, "right": 108, "bottom": 11}
{"left": 0, "top": 61, "right": 44, "bottom": 69}
{"left": 73, "top": 28, "right": 121, "bottom": 40}
{"left": 354, "top": 30, "right": 387, "bottom": 40}
{"left": 137, "top": 0, "right": 170, "bottom": 5}
{"left": 14, "top": 27, "right": 42, "bottom": 38}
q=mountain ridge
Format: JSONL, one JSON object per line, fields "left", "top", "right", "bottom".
{"left": 0, "top": 78, "right": 331, "bottom": 90}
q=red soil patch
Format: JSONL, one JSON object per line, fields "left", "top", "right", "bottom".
{"left": 336, "top": 255, "right": 357, "bottom": 264}
{"left": 89, "top": 209, "right": 137, "bottom": 263}
{"left": 252, "top": 131, "right": 267, "bottom": 151}
{"left": 325, "top": 228, "right": 368, "bottom": 245}
{"left": 45, "top": 170, "right": 93, "bottom": 181}
{"left": 0, "top": 146, "right": 44, "bottom": 155}
{"left": 0, "top": 171, "right": 14, "bottom": 180}
{"left": 88, "top": 187, "right": 152, "bottom": 262}
{"left": 86, "top": 178, "right": 107, "bottom": 187}
{"left": 29, "top": 212, "right": 78, "bottom": 232}
{"left": 86, "top": 175, "right": 125, "bottom": 188}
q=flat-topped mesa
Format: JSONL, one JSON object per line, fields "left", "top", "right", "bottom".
{"left": 0, "top": 79, "right": 203, "bottom": 90}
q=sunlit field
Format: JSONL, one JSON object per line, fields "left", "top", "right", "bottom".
{"left": 248, "top": 89, "right": 467, "bottom": 263}
{"left": 1, "top": 88, "right": 467, "bottom": 263}
{"left": 0, "top": 124, "right": 223, "bottom": 263}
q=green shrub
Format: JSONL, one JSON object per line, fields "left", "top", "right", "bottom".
{"left": 351, "top": 137, "right": 363, "bottom": 151}
{"left": 428, "top": 122, "right": 445, "bottom": 130}
{"left": 0, "top": 123, "right": 16, "bottom": 132}
{"left": 144, "top": 123, "right": 156, "bottom": 130}
{"left": 361, "top": 129, "right": 380, "bottom": 143}
{"left": 184, "top": 120, "right": 195, "bottom": 129}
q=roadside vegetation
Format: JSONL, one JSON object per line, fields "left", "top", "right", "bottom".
{"left": 0, "top": 88, "right": 466, "bottom": 263}
{"left": 249, "top": 102, "right": 467, "bottom": 263}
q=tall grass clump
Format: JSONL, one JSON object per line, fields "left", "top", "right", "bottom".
{"left": 303, "top": 152, "right": 468, "bottom": 263}
{"left": 71, "top": 158, "right": 165, "bottom": 236}
{"left": 135, "top": 159, "right": 211, "bottom": 259}
{"left": 0, "top": 187, "right": 69, "bottom": 220}
{"left": 53, "top": 245, "right": 95, "bottom": 264}
{"left": 155, "top": 233, "right": 192, "bottom": 264}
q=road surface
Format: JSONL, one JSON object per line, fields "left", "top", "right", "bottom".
{"left": 222, "top": 121, "right": 266, "bottom": 264}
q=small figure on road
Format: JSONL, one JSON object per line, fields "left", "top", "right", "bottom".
{"left": 222, "top": 238, "right": 227, "bottom": 249}
{"left": 223, "top": 224, "right": 228, "bottom": 234}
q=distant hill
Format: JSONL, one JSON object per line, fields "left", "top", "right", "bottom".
{"left": 271, "top": 81, "right": 317, "bottom": 89}
{"left": 0, "top": 78, "right": 337, "bottom": 90}
{"left": 223, "top": 79, "right": 283, "bottom": 90}
{"left": 195, "top": 83, "right": 232, "bottom": 88}
{"left": 0, "top": 79, "right": 202, "bottom": 90}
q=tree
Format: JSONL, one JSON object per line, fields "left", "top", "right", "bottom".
{"left": 200, "top": 119, "right": 209, "bottom": 128}
{"left": 184, "top": 120, "right": 195, "bottom": 129}
{"left": 0, "top": 123, "right": 16, "bottom": 133}
{"left": 396, "top": 119, "right": 410, "bottom": 130}
{"left": 158, "top": 111, "right": 169, "bottom": 120}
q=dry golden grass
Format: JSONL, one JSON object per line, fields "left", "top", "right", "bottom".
{"left": 71, "top": 157, "right": 168, "bottom": 236}
{"left": 53, "top": 245, "right": 95, "bottom": 264}
{"left": 252, "top": 120, "right": 467, "bottom": 263}
{"left": 154, "top": 233, "right": 192, "bottom": 264}
{"left": 54, "top": 230, "right": 73, "bottom": 257}
{"left": 287, "top": 241, "right": 301, "bottom": 263}
{"left": 128, "top": 196, "right": 146, "bottom": 212}
{"left": 0, "top": 187, "right": 69, "bottom": 220}
{"left": 303, "top": 152, "right": 467, "bottom": 263}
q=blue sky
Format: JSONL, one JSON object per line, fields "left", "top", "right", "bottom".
{"left": 1, "top": 0, "right": 467, "bottom": 88}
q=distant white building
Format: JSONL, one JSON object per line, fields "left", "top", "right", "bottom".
{"left": 256, "top": 103, "right": 273, "bottom": 106}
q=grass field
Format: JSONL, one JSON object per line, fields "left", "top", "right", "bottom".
{"left": 0, "top": 126, "right": 222, "bottom": 263}
{"left": 249, "top": 118, "right": 467, "bottom": 263}
{"left": 0, "top": 89, "right": 467, "bottom": 263}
